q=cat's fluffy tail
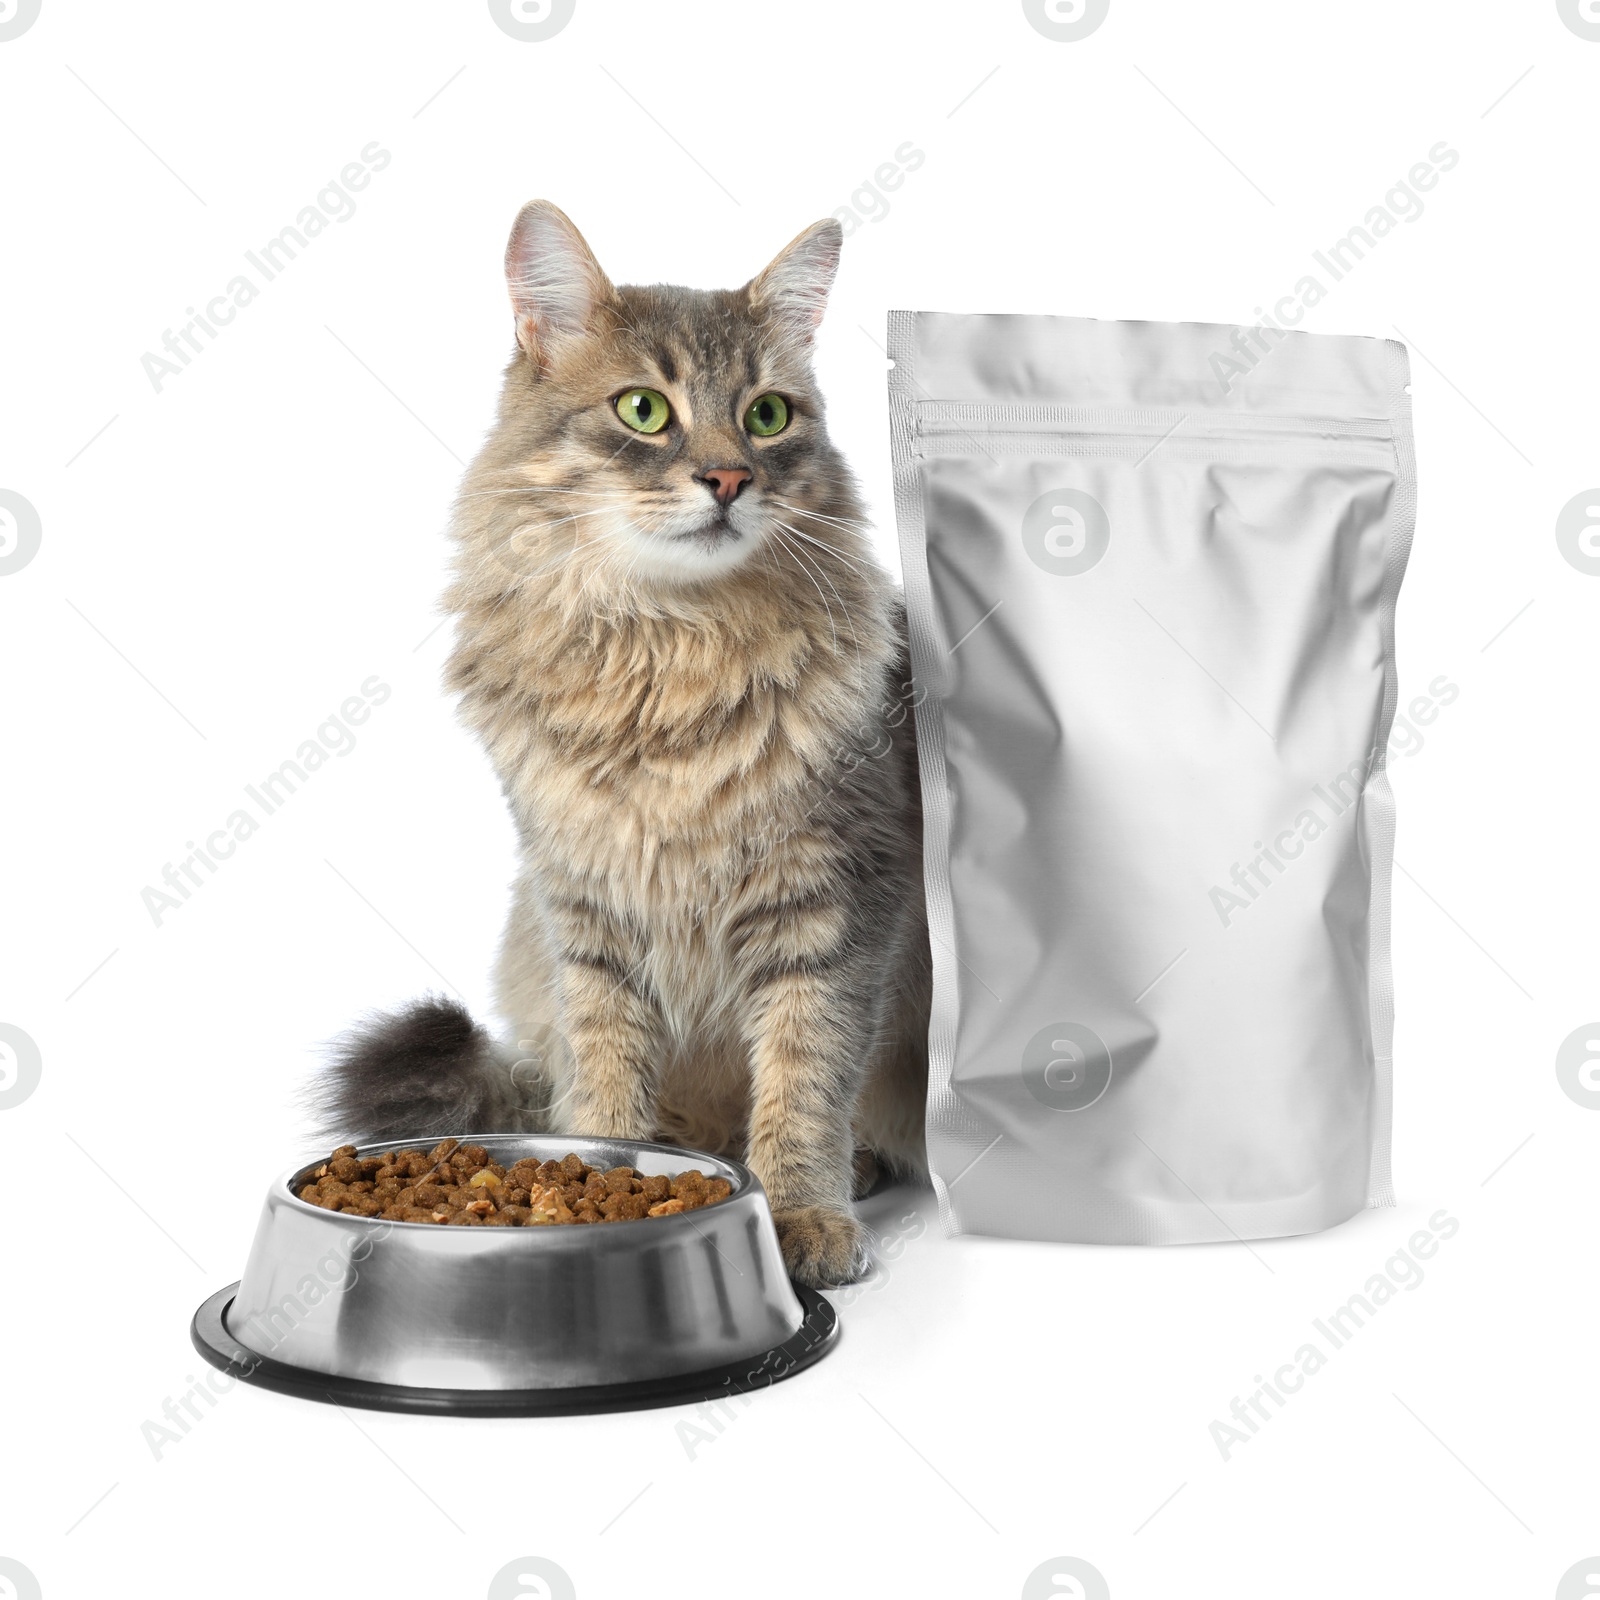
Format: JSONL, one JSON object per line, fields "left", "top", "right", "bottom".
{"left": 310, "top": 996, "right": 545, "bottom": 1145}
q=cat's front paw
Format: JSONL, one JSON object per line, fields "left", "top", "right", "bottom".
{"left": 773, "top": 1205, "right": 867, "bottom": 1287}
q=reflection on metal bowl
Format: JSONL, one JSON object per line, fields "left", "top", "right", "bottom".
{"left": 190, "top": 1135, "right": 838, "bottom": 1415}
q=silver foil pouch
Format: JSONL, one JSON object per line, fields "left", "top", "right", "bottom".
{"left": 889, "top": 311, "right": 1417, "bottom": 1245}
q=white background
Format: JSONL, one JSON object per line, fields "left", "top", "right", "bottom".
{"left": 3, "top": 2, "right": 1596, "bottom": 1596}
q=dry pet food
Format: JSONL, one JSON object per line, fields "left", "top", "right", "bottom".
{"left": 890, "top": 310, "right": 1416, "bottom": 1246}
{"left": 297, "top": 1140, "right": 732, "bottom": 1226}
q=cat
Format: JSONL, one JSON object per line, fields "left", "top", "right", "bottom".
{"left": 317, "top": 202, "right": 930, "bottom": 1286}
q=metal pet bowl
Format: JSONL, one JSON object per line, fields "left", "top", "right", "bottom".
{"left": 191, "top": 1134, "right": 838, "bottom": 1416}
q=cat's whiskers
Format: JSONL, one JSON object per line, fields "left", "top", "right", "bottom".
{"left": 460, "top": 484, "right": 614, "bottom": 503}
{"left": 767, "top": 516, "right": 873, "bottom": 576}
{"left": 488, "top": 510, "right": 614, "bottom": 573}
{"left": 504, "top": 529, "right": 619, "bottom": 587}
{"left": 773, "top": 499, "right": 875, "bottom": 539}
{"left": 766, "top": 526, "right": 840, "bottom": 657}
{"left": 495, "top": 507, "right": 611, "bottom": 537}
{"left": 483, "top": 505, "right": 631, "bottom": 597}
{"left": 771, "top": 519, "right": 861, "bottom": 662}
{"left": 773, "top": 494, "right": 868, "bottom": 519}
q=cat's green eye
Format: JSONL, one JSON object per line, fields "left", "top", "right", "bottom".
{"left": 615, "top": 387, "right": 671, "bottom": 434}
{"left": 744, "top": 393, "right": 789, "bottom": 437}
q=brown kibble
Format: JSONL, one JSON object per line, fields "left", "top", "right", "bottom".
{"left": 298, "top": 1147, "right": 731, "bottom": 1227}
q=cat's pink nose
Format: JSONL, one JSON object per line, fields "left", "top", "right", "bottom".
{"left": 698, "top": 467, "right": 752, "bottom": 506}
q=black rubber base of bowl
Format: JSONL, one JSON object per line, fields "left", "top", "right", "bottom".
{"left": 190, "top": 1282, "right": 839, "bottom": 1417}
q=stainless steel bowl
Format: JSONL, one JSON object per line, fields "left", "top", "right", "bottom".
{"left": 200, "top": 1135, "right": 829, "bottom": 1406}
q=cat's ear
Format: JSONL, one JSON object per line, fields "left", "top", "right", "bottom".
{"left": 504, "top": 201, "right": 615, "bottom": 363}
{"left": 748, "top": 219, "right": 843, "bottom": 345}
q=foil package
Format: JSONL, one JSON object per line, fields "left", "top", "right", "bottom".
{"left": 889, "top": 311, "right": 1417, "bottom": 1245}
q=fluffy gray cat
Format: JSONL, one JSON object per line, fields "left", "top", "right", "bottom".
{"left": 318, "top": 203, "right": 930, "bottom": 1286}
